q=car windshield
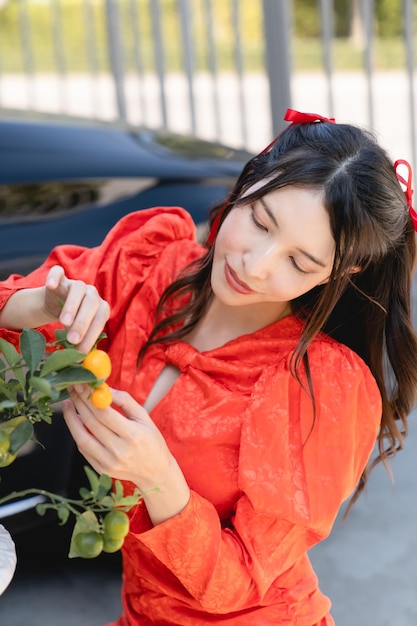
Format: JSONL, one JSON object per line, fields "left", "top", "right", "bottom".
{"left": 136, "top": 129, "right": 252, "bottom": 161}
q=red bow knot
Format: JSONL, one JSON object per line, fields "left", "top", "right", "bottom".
{"left": 259, "top": 109, "right": 336, "bottom": 155}
{"left": 394, "top": 159, "right": 417, "bottom": 232}
{"left": 284, "top": 109, "right": 336, "bottom": 125}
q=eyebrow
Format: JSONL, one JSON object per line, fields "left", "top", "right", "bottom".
{"left": 259, "top": 197, "right": 327, "bottom": 268}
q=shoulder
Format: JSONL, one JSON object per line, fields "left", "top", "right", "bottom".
{"left": 307, "top": 333, "right": 380, "bottom": 407}
{"left": 102, "top": 206, "right": 197, "bottom": 247}
{"left": 239, "top": 334, "right": 382, "bottom": 525}
{"left": 97, "top": 206, "right": 204, "bottom": 279}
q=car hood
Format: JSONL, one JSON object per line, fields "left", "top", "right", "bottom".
{"left": 0, "top": 116, "right": 252, "bottom": 184}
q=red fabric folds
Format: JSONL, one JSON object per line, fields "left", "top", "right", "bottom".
{"left": 0, "top": 207, "right": 381, "bottom": 626}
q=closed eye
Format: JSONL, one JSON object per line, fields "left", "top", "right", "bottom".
{"left": 250, "top": 206, "right": 268, "bottom": 231}
{"left": 289, "top": 257, "right": 308, "bottom": 274}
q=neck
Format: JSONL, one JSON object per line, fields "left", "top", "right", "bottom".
{"left": 186, "top": 298, "right": 291, "bottom": 352}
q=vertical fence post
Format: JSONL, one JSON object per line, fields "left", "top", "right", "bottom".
{"left": 178, "top": 0, "right": 197, "bottom": 134}
{"left": 261, "top": 0, "right": 292, "bottom": 136}
{"left": 361, "top": 0, "right": 374, "bottom": 129}
{"left": 319, "top": 0, "right": 334, "bottom": 116}
{"left": 129, "top": 0, "right": 148, "bottom": 125}
{"left": 17, "top": 0, "right": 36, "bottom": 108}
{"left": 231, "top": 0, "right": 247, "bottom": 147}
{"left": 82, "top": 0, "right": 100, "bottom": 116}
{"left": 105, "top": 0, "right": 127, "bottom": 121}
{"left": 204, "top": 0, "right": 221, "bottom": 140}
{"left": 51, "top": 0, "right": 68, "bottom": 112}
{"left": 149, "top": 0, "right": 168, "bottom": 128}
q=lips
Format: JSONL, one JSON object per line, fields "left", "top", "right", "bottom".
{"left": 224, "top": 263, "right": 255, "bottom": 295}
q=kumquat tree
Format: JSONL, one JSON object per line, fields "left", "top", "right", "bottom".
{"left": 0, "top": 328, "right": 141, "bottom": 559}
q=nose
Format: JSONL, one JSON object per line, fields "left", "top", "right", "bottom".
{"left": 243, "top": 244, "right": 275, "bottom": 280}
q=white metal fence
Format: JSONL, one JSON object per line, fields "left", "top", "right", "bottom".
{"left": 0, "top": 0, "right": 415, "bottom": 166}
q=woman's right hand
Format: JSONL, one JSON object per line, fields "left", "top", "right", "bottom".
{"left": 44, "top": 265, "right": 110, "bottom": 353}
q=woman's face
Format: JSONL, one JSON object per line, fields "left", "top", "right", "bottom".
{"left": 211, "top": 184, "right": 335, "bottom": 324}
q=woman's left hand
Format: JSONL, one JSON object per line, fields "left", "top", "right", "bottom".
{"left": 62, "top": 386, "right": 191, "bottom": 524}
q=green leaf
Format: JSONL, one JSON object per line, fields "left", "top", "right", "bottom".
{"left": 94, "top": 332, "right": 108, "bottom": 347}
{"left": 100, "top": 496, "right": 114, "bottom": 508}
{"left": 20, "top": 328, "right": 46, "bottom": 375}
{"left": 116, "top": 495, "right": 143, "bottom": 508}
{"left": 51, "top": 388, "right": 70, "bottom": 403}
{"left": 57, "top": 506, "right": 70, "bottom": 525}
{"left": 84, "top": 466, "right": 100, "bottom": 498}
{"left": 0, "top": 399, "right": 18, "bottom": 411}
{"left": 40, "top": 348, "right": 86, "bottom": 377}
{"left": 14, "top": 368, "right": 27, "bottom": 392}
{"left": 36, "top": 503, "right": 48, "bottom": 516}
{"left": 0, "top": 379, "right": 18, "bottom": 402}
{"left": 0, "top": 340, "right": 26, "bottom": 390}
{"left": 9, "top": 419, "right": 34, "bottom": 454}
{"left": 47, "top": 366, "right": 97, "bottom": 390}
{"left": 29, "top": 376, "right": 55, "bottom": 399}
{"left": 110, "top": 481, "right": 142, "bottom": 509}
{"left": 96, "top": 473, "right": 113, "bottom": 500}
{"left": 79, "top": 487, "right": 93, "bottom": 499}
{"left": 0, "top": 338, "right": 22, "bottom": 367}
{"left": 74, "top": 510, "right": 100, "bottom": 534}
{"left": 54, "top": 328, "right": 74, "bottom": 349}
{"left": 114, "top": 480, "right": 124, "bottom": 499}
{"left": 0, "top": 415, "right": 27, "bottom": 434}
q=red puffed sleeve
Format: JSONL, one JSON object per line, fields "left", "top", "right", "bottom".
{"left": 0, "top": 206, "right": 197, "bottom": 347}
{"left": 129, "top": 338, "right": 381, "bottom": 614}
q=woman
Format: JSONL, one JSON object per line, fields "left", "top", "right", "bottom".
{"left": 0, "top": 110, "right": 416, "bottom": 625}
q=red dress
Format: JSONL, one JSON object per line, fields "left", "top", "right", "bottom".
{"left": 0, "top": 207, "right": 382, "bottom": 625}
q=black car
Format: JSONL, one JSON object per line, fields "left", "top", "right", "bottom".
{"left": 0, "top": 111, "right": 251, "bottom": 538}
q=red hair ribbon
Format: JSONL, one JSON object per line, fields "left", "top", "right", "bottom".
{"left": 260, "top": 108, "right": 336, "bottom": 154}
{"left": 394, "top": 159, "right": 417, "bottom": 231}
{"left": 284, "top": 108, "right": 336, "bottom": 125}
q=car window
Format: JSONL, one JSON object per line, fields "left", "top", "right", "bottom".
{"left": 0, "top": 178, "right": 156, "bottom": 221}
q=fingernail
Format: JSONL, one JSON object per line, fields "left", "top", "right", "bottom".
{"left": 67, "top": 331, "right": 80, "bottom": 344}
{"left": 61, "top": 313, "right": 73, "bottom": 325}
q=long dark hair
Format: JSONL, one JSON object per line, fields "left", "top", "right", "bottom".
{"left": 140, "top": 120, "right": 417, "bottom": 504}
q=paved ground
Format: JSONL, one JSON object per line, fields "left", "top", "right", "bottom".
{"left": 310, "top": 412, "right": 417, "bottom": 626}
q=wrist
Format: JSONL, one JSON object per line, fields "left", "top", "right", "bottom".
{"left": 0, "top": 287, "right": 56, "bottom": 330}
{"left": 140, "top": 458, "right": 191, "bottom": 526}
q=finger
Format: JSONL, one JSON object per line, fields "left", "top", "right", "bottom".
{"left": 110, "top": 389, "right": 152, "bottom": 424}
{"left": 75, "top": 299, "right": 110, "bottom": 353}
{"left": 69, "top": 385, "right": 123, "bottom": 438}
{"left": 45, "top": 265, "right": 66, "bottom": 290}
{"left": 64, "top": 392, "right": 117, "bottom": 451}
{"left": 45, "top": 266, "right": 68, "bottom": 315}
{"left": 61, "top": 284, "right": 109, "bottom": 349}
{"left": 62, "top": 399, "right": 107, "bottom": 472}
{"left": 70, "top": 385, "right": 147, "bottom": 442}
{"left": 62, "top": 397, "right": 95, "bottom": 446}
{"left": 57, "top": 279, "right": 87, "bottom": 329}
